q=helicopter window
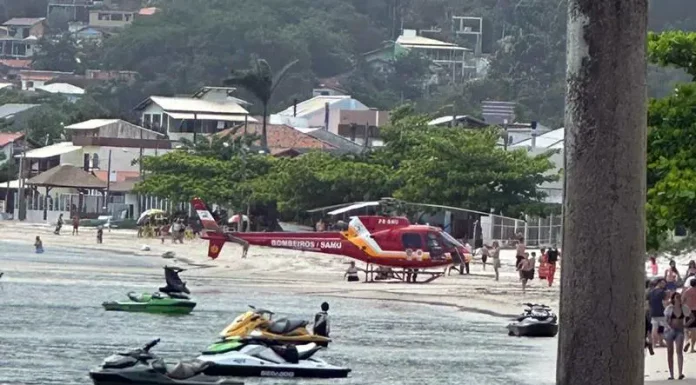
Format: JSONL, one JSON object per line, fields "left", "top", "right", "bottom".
{"left": 426, "top": 232, "right": 442, "bottom": 250}
{"left": 402, "top": 233, "right": 423, "bottom": 249}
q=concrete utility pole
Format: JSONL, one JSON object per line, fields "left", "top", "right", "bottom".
{"left": 558, "top": 1, "right": 647, "bottom": 385}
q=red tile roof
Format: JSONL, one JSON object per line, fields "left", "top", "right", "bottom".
{"left": 0, "top": 59, "right": 32, "bottom": 69}
{"left": 217, "top": 123, "right": 337, "bottom": 150}
{"left": 93, "top": 170, "right": 141, "bottom": 183}
{"left": 0, "top": 133, "right": 23, "bottom": 147}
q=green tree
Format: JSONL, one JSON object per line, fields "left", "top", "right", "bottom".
{"left": 373, "top": 110, "right": 559, "bottom": 214}
{"left": 646, "top": 31, "right": 696, "bottom": 249}
{"left": 32, "top": 33, "right": 80, "bottom": 73}
{"left": 223, "top": 58, "right": 298, "bottom": 151}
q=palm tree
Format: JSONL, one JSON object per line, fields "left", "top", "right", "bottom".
{"left": 223, "top": 58, "right": 298, "bottom": 152}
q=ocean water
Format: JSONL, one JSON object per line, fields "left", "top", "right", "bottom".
{"left": 0, "top": 242, "right": 557, "bottom": 385}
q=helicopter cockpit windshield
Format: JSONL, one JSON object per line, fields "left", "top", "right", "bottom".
{"left": 440, "top": 231, "right": 466, "bottom": 250}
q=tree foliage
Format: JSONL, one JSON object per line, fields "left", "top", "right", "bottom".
{"left": 137, "top": 109, "right": 557, "bottom": 220}
{"left": 647, "top": 31, "right": 696, "bottom": 249}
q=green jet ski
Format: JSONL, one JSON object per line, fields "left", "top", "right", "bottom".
{"left": 102, "top": 266, "right": 196, "bottom": 315}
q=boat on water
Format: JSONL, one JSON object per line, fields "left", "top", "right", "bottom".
{"left": 89, "top": 339, "right": 242, "bottom": 385}
{"left": 506, "top": 303, "right": 558, "bottom": 337}
{"left": 102, "top": 266, "right": 196, "bottom": 315}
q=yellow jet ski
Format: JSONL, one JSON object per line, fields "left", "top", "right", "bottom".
{"left": 218, "top": 306, "right": 331, "bottom": 346}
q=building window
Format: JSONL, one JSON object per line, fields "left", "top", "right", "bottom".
{"left": 98, "top": 13, "right": 110, "bottom": 20}
{"left": 111, "top": 13, "right": 124, "bottom": 21}
{"left": 92, "top": 153, "right": 99, "bottom": 169}
{"left": 21, "top": 28, "right": 29, "bottom": 38}
{"left": 143, "top": 114, "right": 151, "bottom": 128}
{"left": 152, "top": 114, "right": 161, "bottom": 131}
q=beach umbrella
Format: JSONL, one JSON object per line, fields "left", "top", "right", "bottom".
{"left": 137, "top": 209, "right": 167, "bottom": 225}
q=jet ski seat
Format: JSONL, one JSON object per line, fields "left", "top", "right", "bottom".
{"left": 268, "top": 318, "right": 308, "bottom": 334}
{"left": 127, "top": 292, "right": 148, "bottom": 303}
{"left": 151, "top": 359, "right": 212, "bottom": 380}
{"left": 163, "top": 291, "right": 190, "bottom": 300}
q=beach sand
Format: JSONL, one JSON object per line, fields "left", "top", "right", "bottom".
{"left": 2, "top": 222, "right": 694, "bottom": 383}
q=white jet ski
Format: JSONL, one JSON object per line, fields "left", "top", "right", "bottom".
{"left": 199, "top": 339, "right": 350, "bottom": 378}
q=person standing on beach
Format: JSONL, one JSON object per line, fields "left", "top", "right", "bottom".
{"left": 664, "top": 292, "right": 691, "bottom": 380}
{"left": 515, "top": 237, "right": 526, "bottom": 272}
{"left": 54, "top": 214, "right": 63, "bottom": 235}
{"left": 72, "top": 214, "right": 79, "bottom": 235}
{"left": 650, "top": 279, "right": 669, "bottom": 348}
{"left": 546, "top": 246, "right": 560, "bottom": 287}
{"left": 529, "top": 252, "right": 537, "bottom": 280}
{"left": 96, "top": 226, "right": 103, "bottom": 244}
{"left": 665, "top": 260, "right": 682, "bottom": 292}
{"left": 34, "top": 236, "right": 43, "bottom": 253}
{"left": 491, "top": 241, "right": 501, "bottom": 281}
{"left": 681, "top": 279, "right": 696, "bottom": 353}
{"left": 520, "top": 252, "right": 533, "bottom": 293}
{"left": 480, "top": 244, "right": 489, "bottom": 271}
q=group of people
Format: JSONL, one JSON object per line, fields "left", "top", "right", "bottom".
{"left": 513, "top": 238, "right": 561, "bottom": 293}
{"left": 647, "top": 259, "right": 696, "bottom": 380}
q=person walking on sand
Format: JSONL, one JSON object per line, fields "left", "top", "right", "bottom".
{"left": 491, "top": 241, "right": 501, "bottom": 281}
{"left": 650, "top": 279, "right": 669, "bottom": 348}
{"left": 54, "top": 214, "right": 64, "bottom": 235}
{"left": 515, "top": 237, "right": 526, "bottom": 271}
{"left": 666, "top": 260, "right": 682, "bottom": 292}
{"left": 96, "top": 226, "right": 103, "bottom": 244}
{"left": 682, "top": 278, "right": 696, "bottom": 353}
{"left": 480, "top": 244, "right": 489, "bottom": 271}
{"left": 650, "top": 255, "right": 659, "bottom": 277}
{"left": 72, "top": 214, "right": 79, "bottom": 235}
{"left": 546, "top": 245, "right": 560, "bottom": 287}
{"left": 520, "top": 253, "right": 534, "bottom": 294}
{"left": 664, "top": 292, "right": 691, "bottom": 380}
{"left": 34, "top": 236, "right": 43, "bottom": 253}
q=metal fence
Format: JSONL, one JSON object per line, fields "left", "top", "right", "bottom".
{"left": 484, "top": 214, "right": 562, "bottom": 248}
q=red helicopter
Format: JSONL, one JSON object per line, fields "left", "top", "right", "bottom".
{"left": 191, "top": 198, "right": 472, "bottom": 283}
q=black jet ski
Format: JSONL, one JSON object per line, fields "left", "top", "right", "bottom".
{"left": 89, "top": 339, "right": 243, "bottom": 385}
{"left": 507, "top": 303, "right": 559, "bottom": 337}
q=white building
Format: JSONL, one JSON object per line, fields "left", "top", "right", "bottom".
{"left": 276, "top": 95, "right": 369, "bottom": 134}
{"left": 36, "top": 83, "right": 85, "bottom": 103}
{"left": 133, "top": 88, "right": 255, "bottom": 142}
{"left": 509, "top": 128, "right": 564, "bottom": 204}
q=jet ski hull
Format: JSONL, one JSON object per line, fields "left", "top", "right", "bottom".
{"left": 198, "top": 352, "right": 350, "bottom": 379}
{"left": 89, "top": 368, "right": 242, "bottom": 385}
{"left": 506, "top": 321, "right": 558, "bottom": 337}
{"left": 102, "top": 299, "right": 196, "bottom": 315}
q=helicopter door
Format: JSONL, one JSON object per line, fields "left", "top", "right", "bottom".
{"left": 426, "top": 232, "right": 445, "bottom": 259}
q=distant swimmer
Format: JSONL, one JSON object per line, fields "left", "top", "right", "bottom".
{"left": 34, "top": 236, "right": 43, "bottom": 253}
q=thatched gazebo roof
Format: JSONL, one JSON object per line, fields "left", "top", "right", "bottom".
{"left": 27, "top": 164, "right": 107, "bottom": 189}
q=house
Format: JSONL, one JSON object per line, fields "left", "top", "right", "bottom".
{"left": 88, "top": 9, "right": 137, "bottom": 28}
{"left": 133, "top": 91, "right": 255, "bottom": 141}
{"left": 0, "top": 18, "right": 46, "bottom": 59}
{"left": 11, "top": 119, "right": 171, "bottom": 220}
{"left": 335, "top": 109, "right": 390, "bottom": 146}
{"left": 72, "top": 26, "right": 114, "bottom": 42}
{"left": 216, "top": 123, "right": 337, "bottom": 156}
{"left": 428, "top": 115, "right": 488, "bottom": 128}
{"left": 300, "top": 128, "right": 364, "bottom": 154}
{"left": 396, "top": 29, "right": 476, "bottom": 81}
{"left": 509, "top": 127, "right": 563, "bottom": 204}
{"left": 276, "top": 95, "right": 369, "bottom": 134}
{"left": 19, "top": 70, "right": 74, "bottom": 91}
{"left": 0, "top": 133, "right": 25, "bottom": 166}
{"left": 36, "top": 83, "right": 85, "bottom": 102}
{"left": 47, "top": 0, "right": 92, "bottom": 24}
{"left": 0, "top": 103, "right": 41, "bottom": 130}
{"left": 362, "top": 42, "right": 396, "bottom": 74}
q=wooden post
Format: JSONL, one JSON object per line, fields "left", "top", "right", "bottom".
{"left": 558, "top": 1, "right": 647, "bottom": 385}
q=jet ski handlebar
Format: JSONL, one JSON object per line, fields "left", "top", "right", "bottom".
{"left": 523, "top": 303, "right": 550, "bottom": 308}
{"left": 144, "top": 338, "right": 161, "bottom": 352}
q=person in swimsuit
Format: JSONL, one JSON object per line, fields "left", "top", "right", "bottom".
{"left": 344, "top": 261, "right": 361, "bottom": 282}
{"left": 520, "top": 253, "right": 534, "bottom": 294}
{"left": 515, "top": 237, "right": 526, "bottom": 272}
{"left": 682, "top": 278, "right": 696, "bottom": 353}
{"left": 491, "top": 241, "right": 501, "bottom": 281}
{"left": 480, "top": 245, "right": 489, "bottom": 271}
{"left": 686, "top": 260, "right": 696, "bottom": 280}
{"left": 665, "top": 260, "right": 682, "bottom": 291}
{"left": 664, "top": 292, "right": 691, "bottom": 380}
{"left": 34, "top": 236, "right": 43, "bottom": 253}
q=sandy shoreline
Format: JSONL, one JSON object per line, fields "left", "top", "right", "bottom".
{"left": 0, "top": 222, "right": 559, "bottom": 317}
{"left": 4, "top": 221, "right": 695, "bottom": 382}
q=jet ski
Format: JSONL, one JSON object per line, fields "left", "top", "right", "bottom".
{"left": 217, "top": 306, "right": 331, "bottom": 345}
{"left": 102, "top": 266, "right": 196, "bottom": 315}
{"left": 506, "top": 303, "right": 559, "bottom": 337}
{"left": 199, "top": 338, "right": 350, "bottom": 378}
{"left": 89, "top": 338, "right": 243, "bottom": 385}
